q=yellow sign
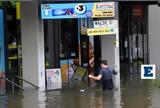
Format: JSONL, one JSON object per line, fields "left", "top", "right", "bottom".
{"left": 92, "top": 2, "right": 115, "bottom": 18}
{"left": 16, "top": 2, "right": 21, "bottom": 20}
{"left": 72, "top": 66, "right": 87, "bottom": 80}
{"left": 87, "top": 28, "right": 116, "bottom": 36}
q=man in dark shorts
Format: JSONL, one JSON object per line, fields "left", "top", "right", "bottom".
{"left": 89, "top": 60, "right": 117, "bottom": 90}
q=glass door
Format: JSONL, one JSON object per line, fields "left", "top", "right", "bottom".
{"left": 60, "top": 19, "right": 79, "bottom": 84}
{"left": 129, "top": 4, "right": 148, "bottom": 73}
{"left": 44, "top": 19, "right": 79, "bottom": 84}
{"left": 119, "top": 3, "right": 149, "bottom": 80}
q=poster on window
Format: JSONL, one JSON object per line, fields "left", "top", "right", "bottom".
{"left": 46, "top": 68, "right": 62, "bottom": 90}
{"left": 80, "top": 19, "right": 87, "bottom": 35}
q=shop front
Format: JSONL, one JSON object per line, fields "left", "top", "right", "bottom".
{"left": 0, "top": 0, "right": 160, "bottom": 92}
{"left": 41, "top": 2, "right": 120, "bottom": 90}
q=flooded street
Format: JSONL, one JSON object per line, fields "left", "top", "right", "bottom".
{"left": 0, "top": 74, "right": 160, "bottom": 108}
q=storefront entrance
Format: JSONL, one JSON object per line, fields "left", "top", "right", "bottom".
{"left": 41, "top": 2, "right": 120, "bottom": 90}
{"left": 44, "top": 19, "right": 80, "bottom": 84}
{"left": 119, "top": 3, "right": 149, "bottom": 81}
{"left": 44, "top": 18, "right": 102, "bottom": 84}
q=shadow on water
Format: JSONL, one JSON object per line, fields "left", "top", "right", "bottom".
{"left": 0, "top": 76, "right": 160, "bottom": 108}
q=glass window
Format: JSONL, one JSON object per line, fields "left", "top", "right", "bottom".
{"left": 60, "top": 19, "right": 78, "bottom": 59}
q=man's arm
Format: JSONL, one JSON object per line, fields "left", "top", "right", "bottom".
{"left": 89, "top": 74, "right": 102, "bottom": 80}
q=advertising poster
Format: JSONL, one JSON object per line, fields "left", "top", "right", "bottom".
{"left": 60, "top": 60, "right": 69, "bottom": 83}
{"left": 87, "top": 20, "right": 118, "bottom": 36}
{"left": 41, "top": 2, "right": 115, "bottom": 19}
{"left": 0, "top": 9, "right": 5, "bottom": 95}
{"left": 46, "top": 68, "right": 62, "bottom": 90}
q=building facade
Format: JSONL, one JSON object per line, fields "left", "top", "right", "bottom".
{"left": 0, "top": 0, "right": 160, "bottom": 91}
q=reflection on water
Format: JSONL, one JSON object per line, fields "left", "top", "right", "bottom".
{"left": 121, "top": 76, "right": 153, "bottom": 108}
{"left": 0, "top": 75, "right": 160, "bottom": 108}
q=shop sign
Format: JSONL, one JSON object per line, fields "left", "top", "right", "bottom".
{"left": 87, "top": 27, "right": 116, "bottom": 36}
{"left": 88, "top": 20, "right": 118, "bottom": 36}
{"left": 132, "top": 4, "right": 143, "bottom": 21}
{"left": 93, "top": 20, "right": 117, "bottom": 28}
{"left": 46, "top": 68, "right": 62, "bottom": 90}
{"left": 41, "top": 2, "right": 115, "bottom": 19}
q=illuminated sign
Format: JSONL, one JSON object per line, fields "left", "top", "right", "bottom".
{"left": 41, "top": 2, "right": 115, "bottom": 19}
